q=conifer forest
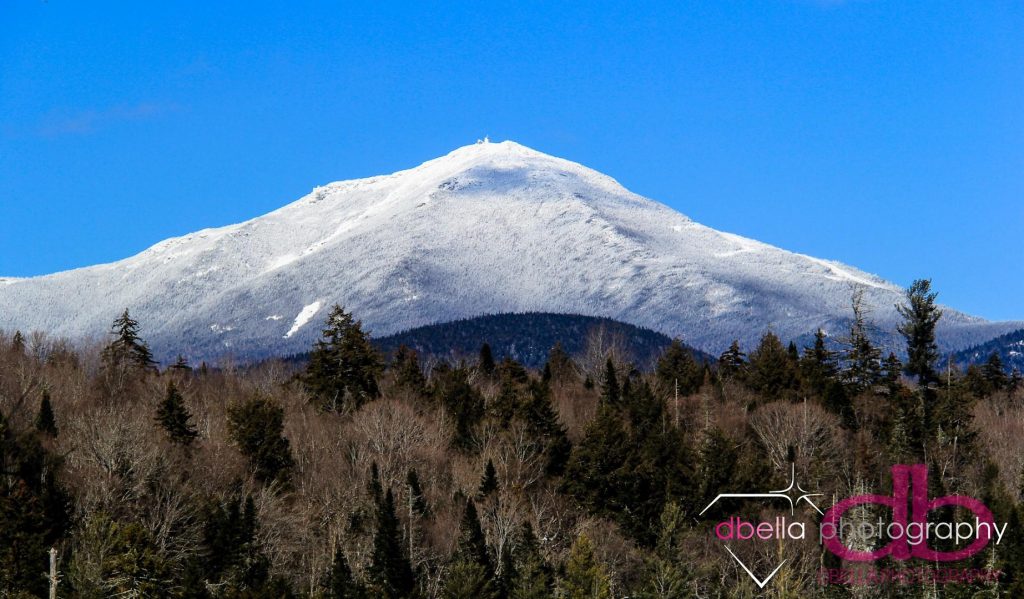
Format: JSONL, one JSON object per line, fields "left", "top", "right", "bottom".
{"left": 1, "top": 280, "right": 1023, "bottom": 598}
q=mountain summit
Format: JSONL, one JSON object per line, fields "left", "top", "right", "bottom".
{"left": 1, "top": 140, "right": 1019, "bottom": 361}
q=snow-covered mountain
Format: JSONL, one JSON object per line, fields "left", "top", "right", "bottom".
{"left": 1, "top": 140, "right": 1020, "bottom": 362}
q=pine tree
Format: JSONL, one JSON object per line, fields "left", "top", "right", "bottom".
{"left": 368, "top": 463, "right": 384, "bottom": 504}
{"left": 302, "top": 305, "right": 382, "bottom": 412}
{"left": 881, "top": 353, "right": 903, "bottom": 395}
{"left": 599, "top": 359, "right": 620, "bottom": 405}
{"left": 545, "top": 342, "right": 577, "bottom": 385}
{"left": 226, "top": 396, "right": 294, "bottom": 486}
{"left": 717, "top": 340, "right": 746, "bottom": 380}
{"left": 156, "top": 381, "right": 198, "bottom": 445}
{"left": 843, "top": 289, "right": 882, "bottom": 392}
{"left": 368, "top": 489, "right": 416, "bottom": 598}
{"left": 34, "top": 391, "right": 57, "bottom": 437}
{"left": 896, "top": 279, "right": 942, "bottom": 387}
{"left": 442, "top": 561, "right": 499, "bottom": 599}
{"left": 981, "top": 351, "right": 1009, "bottom": 393}
{"left": 324, "top": 545, "right": 367, "bottom": 599}
{"left": 169, "top": 354, "right": 193, "bottom": 372}
{"left": 800, "top": 329, "right": 838, "bottom": 396}
{"left": 560, "top": 534, "right": 611, "bottom": 599}
{"left": 655, "top": 339, "right": 703, "bottom": 397}
{"left": 101, "top": 309, "right": 155, "bottom": 371}
{"left": 407, "top": 469, "right": 430, "bottom": 517}
{"left": 522, "top": 380, "right": 572, "bottom": 476}
{"left": 10, "top": 330, "right": 25, "bottom": 354}
{"left": 746, "top": 331, "right": 796, "bottom": 401}
{"left": 642, "top": 501, "right": 689, "bottom": 599}
{"left": 432, "top": 364, "right": 486, "bottom": 451}
{"left": 508, "top": 523, "right": 552, "bottom": 599}
{"left": 391, "top": 345, "right": 427, "bottom": 397}
{"left": 478, "top": 343, "right": 496, "bottom": 377}
{"left": 456, "top": 500, "right": 491, "bottom": 575}
{"left": 478, "top": 459, "right": 498, "bottom": 498}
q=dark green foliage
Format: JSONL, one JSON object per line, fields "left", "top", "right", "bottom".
{"left": 323, "top": 545, "right": 367, "bottom": 599}
{"left": 156, "top": 381, "right": 198, "bottom": 445}
{"left": 745, "top": 331, "right": 797, "bottom": 401}
{"left": 952, "top": 327, "right": 1024, "bottom": 374}
{"left": 302, "top": 305, "right": 383, "bottom": 412}
{"left": 655, "top": 339, "right": 703, "bottom": 396}
{"left": 695, "top": 427, "right": 737, "bottom": 520}
{"left": 368, "top": 489, "right": 416, "bottom": 598}
{"left": 478, "top": 343, "right": 496, "bottom": 376}
{"left": 432, "top": 364, "right": 485, "bottom": 451}
{"left": 456, "top": 499, "right": 491, "bottom": 575}
{"left": 0, "top": 410, "right": 73, "bottom": 596}
{"left": 800, "top": 329, "right": 838, "bottom": 396}
{"left": 564, "top": 376, "right": 691, "bottom": 545}
{"left": 560, "top": 534, "right": 611, "bottom": 599}
{"left": 201, "top": 494, "right": 275, "bottom": 592}
{"left": 35, "top": 390, "right": 58, "bottom": 437}
{"left": 169, "top": 354, "right": 193, "bottom": 372}
{"left": 599, "top": 359, "right": 620, "bottom": 405}
{"left": 508, "top": 523, "right": 553, "bottom": 599}
{"left": 391, "top": 345, "right": 427, "bottom": 397}
{"left": 371, "top": 313, "right": 706, "bottom": 370}
{"left": 522, "top": 380, "right": 572, "bottom": 475}
{"left": 717, "top": 340, "right": 746, "bottom": 379}
{"left": 407, "top": 468, "right": 430, "bottom": 517}
{"left": 442, "top": 561, "right": 500, "bottom": 599}
{"left": 101, "top": 309, "right": 155, "bottom": 371}
{"left": 478, "top": 459, "right": 498, "bottom": 498}
{"left": 227, "top": 396, "right": 294, "bottom": 486}
{"left": 10, "top": 330, "right": 25, "bottom": 354}
{"left": 896, "top": 278, "right": 942, "bottom": 387}
{"left": 881, "top": 352, "right": 903, "bottom": 395}
{"left": 981, "top": 351, "right": 1009, "bottom": 394}
{"left": 368, "top": 463, "right": 383, "bottom": 504}
{"left": 843, "top": 290, "right": 882, "bottom": 392}
{"left": 545, "top": 342, "right": 577, "bottom": 385}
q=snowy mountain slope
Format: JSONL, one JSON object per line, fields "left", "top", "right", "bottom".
{"left": 1, "top": 140, "right": 1020, "bottom": 362}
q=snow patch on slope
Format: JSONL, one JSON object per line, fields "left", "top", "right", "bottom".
{"left": 285, "top": 301, "right": 322, "bottom": 339}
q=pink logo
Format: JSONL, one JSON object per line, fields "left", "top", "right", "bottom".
{"left": 821, "top": 465, "right": 995, "bottom": 562}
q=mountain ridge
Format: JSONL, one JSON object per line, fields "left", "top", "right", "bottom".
{"left": 1, "top": 140, "right": 1019, "bottom": 362}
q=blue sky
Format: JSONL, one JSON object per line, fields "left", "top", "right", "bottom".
{"left": 1, "top": 1, "right": 1021, "bottom": 320}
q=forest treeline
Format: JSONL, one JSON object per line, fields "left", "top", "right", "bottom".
{"left": 1, "top": 281, "right": 1023, "bottom": 598}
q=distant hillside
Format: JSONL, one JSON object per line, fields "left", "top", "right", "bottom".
{"left": 953, "top": 328, "right": 1024, "bottom": 373}
{"left": 373, "top": 312, "right": 708, "bottom": 370}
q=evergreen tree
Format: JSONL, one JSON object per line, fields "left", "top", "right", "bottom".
{"left": 407, "top": 469, "right": 430, "bottom": 517}
{"left": 324, "top": 545, "right": 367, "bottom": 599}
{"left": 746, "top": 331, "right": 797, "bottom": 401}
{"left": 560, "top": 534, "right": 611, "bottom": 599}
{"left": 442, "top": 561, "right": 499, "bottom": 599}
{"left": 522, "top": 380, "right": 572, "bottom": 476}
{"left": 717, "top": 340, "right": 746, "bottom": 380}
{"left": 391, "top": 345, "right": 427, "bottom": 397}
{"left": 101, "top": 309, "right": 155, "bottom": 371}
{"left": 655, "top": 339, "right": 703, "bottom": 397}
{"left": 843, "top": 289, "right": 882, "bottom": 392}
{"left": 545, "top": 342, "right": 577, "bottom": 385}
{"left": 695, "top": 427, "right": 736, "bottom": 520}
{"left": 881, "top": 353, "right": 903, "bottom": 395}
{"left": 169, "top": 354, "right": 193, "bottom": 372}
{"left": 508, "top": 523, "right": 552, "bottom": 599}
{"left": 599, "top": 359, "right": 620, "bottom": 405}
{"left": 456, "top": 499, "right": 491, "bottom": 575}
{"left": 368, "top": 489, "right": 416, "bottom": 598}
{"left": 226, "top": 396, "right": 294, "bottom": 486}
{"left": 34, "top": 391, "right": 57, "bottom": 437}
{"left": 641, "top": 501, "right": 689, "bottom": 599}
{"left": 896, "top": 279, "right": 942, "bottom": 387}
{"left": 981, "top": 351, "right": 1009, "bottom": 393}
{"left": 800, "top": 329, "right": 837, "bottom": 396}
{"left": 478, "top": 459, "right": 498, "bottom": 498}
{"left": 478, "top": 343, "right": 496, "bottom": 377}
{"left": 156, "top": 381, "right": 199, "bottom": 445}
{"left": 302, "top": 305, "right": 383, "bottom": 412}
{"left": 432, "top": 364, "right": 485, "bottom": 451}
{"left": 368, "top": 463, "right": 383, "bottom": 504}
{"left": 10, "top": 330, "right": 25, "bottom": 354}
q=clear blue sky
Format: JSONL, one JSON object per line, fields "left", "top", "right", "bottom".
{"left": 1, "top": 1, "right": 1021, "bottom": 320}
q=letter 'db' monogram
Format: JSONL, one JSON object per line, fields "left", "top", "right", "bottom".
{"left": 821, "top": 465, "right": 995, "bottom": 562}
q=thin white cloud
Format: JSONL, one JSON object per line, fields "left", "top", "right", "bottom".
{"left": 37, "top": 101, "right": 180, "bottom": 137}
